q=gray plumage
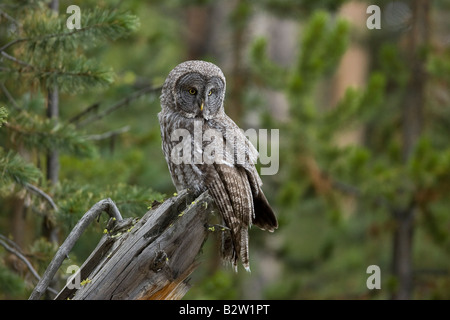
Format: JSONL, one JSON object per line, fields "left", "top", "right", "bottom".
{"left": 158, "top": 60, "right": 278, "bottom": 271}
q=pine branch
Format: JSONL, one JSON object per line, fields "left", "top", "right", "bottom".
{"left": 289, "top": 11, "right": 349, "bottom": 96}
{"left": 0, "top": 149, "right": 42, "bottom": 186}
{"left": 21, "top": 9, "right": 140, "bottom": 53}
{"left": 54, "top": 181, "right": 164, "bottom": 226}
{"left": 3, "top": 111, "right": 97, "bottom": 158}
{"left": 38, "top": 62, "right": 115, "bottom": 93}
{"left": 2, "top": 55, "right": 115, "bottom": 93}
{"left": 1, "top": 9, "right": 139, "bottom": 93}
{"left": 76, "top": 85, "right": 161, "bottom": 128}
{"left": 1, "top": 9, "right": 139, "bottom": 53}
{"left": 0, "top": 106, "right": 8, "bottom": 127}
{"left": 250, "top": 37, "right": 288, "bottom": 90}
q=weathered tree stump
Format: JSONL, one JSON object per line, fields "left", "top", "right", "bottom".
{"left": 30, "top": 190, "right": 216, "bottom": 300}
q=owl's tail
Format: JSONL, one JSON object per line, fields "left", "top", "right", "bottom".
{"left": 205, "top": 164, "right": 254, "bottom": 272}
{"left": 221, "top": 225, "right": 250, "bottom": 272}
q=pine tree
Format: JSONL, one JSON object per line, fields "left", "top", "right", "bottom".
{"left": 0, "top": 0, "right": 164, "bottom": 299}
{"left": 2, "top": 0, "right": 449, "bottom": 300}
{"left": 250, "top": 1, "right": 450, "bottom": 299}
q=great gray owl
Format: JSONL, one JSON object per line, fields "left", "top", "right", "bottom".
{"left": 158, "top": 60, "right": 278, "bottom": 271}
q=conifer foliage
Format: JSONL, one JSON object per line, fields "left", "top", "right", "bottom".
{"left": 0, "top": 0, "right": 160, "bottom": 298}
{"left": 1, "top": 0, "right": 449, "bottom": 300}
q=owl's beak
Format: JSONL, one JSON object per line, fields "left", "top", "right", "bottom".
{"left": 200, "top": 100, "right": 204, "bottom": 112}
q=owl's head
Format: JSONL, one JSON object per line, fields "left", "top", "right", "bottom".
{"left": 161, "top": 60, "right": 226, "bottom": 120}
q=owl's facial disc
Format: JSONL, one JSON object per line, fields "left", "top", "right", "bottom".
{"left": 175, "top": 72, "right": 224, "bottom": 119}
{"left": 203, "top": 77, "right": 223, "bottom": 119}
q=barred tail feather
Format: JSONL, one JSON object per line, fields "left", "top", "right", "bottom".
{"left": 220, "top": 226, "right": 251, "bottom": 273}
{"left": 221, "top": 229, "right": 238, "bottom": 271}
{"left": 240, "top": 228, "right": 251, "bottom": 272}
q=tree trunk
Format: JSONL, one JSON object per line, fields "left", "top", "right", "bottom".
{"left": 43, "top": 2, "right": 60, "bottom": 244}
{"left": 185, "top": 5, "right": 212, "bottom": 60}
{"left": 392, "top": 0, "right": 430, "bottom": 300}
{"left": 392, "top": 207, "right": 415, "bottom": 300}
{"left": 228, "top": 0, "right": 250, "bottom": 122}
{"left": 31, "top": 190, "right": 215, "bottom": 300}
{"left": 46, "top": 0, "right": 59, "bottom": 185}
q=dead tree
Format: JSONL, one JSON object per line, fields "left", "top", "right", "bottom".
{"left": 29, "top": 190, "right": 216, "bottom": 300}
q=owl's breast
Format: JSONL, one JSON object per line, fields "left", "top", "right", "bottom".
{"left": 159, "top": 111, "right": 208, "bottom": 195}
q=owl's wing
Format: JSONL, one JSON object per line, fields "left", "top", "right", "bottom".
{"left": 202, "top": 163, "right": 253, "bottom": 271}
{"left": 245, "top": 166, "right": 278, "bottom": 232}
{"left": 209, "top": 116, "right": 278, "bottom": 232}
{"left": 202, "top": 116, "right": 278, "bottom": 270}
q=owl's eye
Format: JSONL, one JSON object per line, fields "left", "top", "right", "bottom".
{"left": 189, "top": 88, "right": 197, "bottom": 95}
{"left": 208, "top": 90, "right": 214, "bottom": 96}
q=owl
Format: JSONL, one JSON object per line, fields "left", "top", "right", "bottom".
{"left": 158, "top": 60, "right": 278, "bottom": 271}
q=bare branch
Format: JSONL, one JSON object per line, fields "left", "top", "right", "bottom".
{"left": 0, "top": 38, "right": 27, "bottom": 52}
{"left": 1, "top": 51, "right": 34, "bottom": 69}
{"left": 68, "top": 102, "right": 100, "bottom": 124}
{"left": 0, "top": 82, "right": 20, "bottom": 110}
{"left": 54, "top": 190, "right": 216, "bottom": 300}
{"left": 25, "top": 183, "right": 58, "bottom": 212}
{"left": 0, "top": 234, "right": 58, "bottom": 296}
{"left": 28, "top": 198, "right": 122, "bottom": 300}
{"left": 85, "top": 125, "right": 130, "bottom": 141}
{"left": 76, "top": 86, "right": 161, "bottom": 128}
{"left": 0, "top": 9, "right": 21, "bottom": 27}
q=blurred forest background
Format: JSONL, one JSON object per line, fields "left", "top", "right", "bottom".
{"left": 0, "top": 0, "right": 449, "bottom": 299}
